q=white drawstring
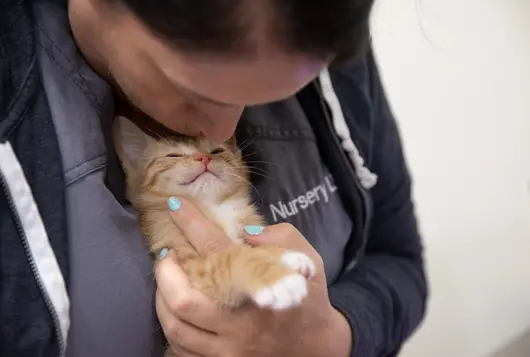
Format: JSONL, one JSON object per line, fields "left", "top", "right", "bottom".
{"left": 319, "top": 69, "right": 378, "bottom": 189}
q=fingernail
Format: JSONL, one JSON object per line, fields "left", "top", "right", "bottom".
{"left": 159, "top": 248, "right": 169, "bottom": 260}
{"left": 168, "top": 197, "right": 182, "bottom": 211}
{"left": 244, "top": 225, "right": 264, "bottom": 236}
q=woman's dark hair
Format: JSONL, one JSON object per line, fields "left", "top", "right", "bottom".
{"left": 112, "top": 0, "right": 374, "bottom": 61}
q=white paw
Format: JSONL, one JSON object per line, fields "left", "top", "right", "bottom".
{"left": 253, "top": 274, "right": 308, "bottom": 310}
{"left": 281, "top": 251, "right": 317, "bottom": 279}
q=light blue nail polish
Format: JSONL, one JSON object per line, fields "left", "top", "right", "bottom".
{"left": 168, "top": 197, "right": 182, "bottom": 211}
{"left": 244, "top": 225, "right": 264, "bottom": 236}
{"left": 159, "top": 248, "right": 169, "bottom": 260}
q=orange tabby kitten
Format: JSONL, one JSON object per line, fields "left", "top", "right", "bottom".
{"left": 113, "top": 116, "right": 316, "bottom": 316}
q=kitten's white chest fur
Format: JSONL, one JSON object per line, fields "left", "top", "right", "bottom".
{"left": 206, "top": 197, "right": 251, "bottom": 244}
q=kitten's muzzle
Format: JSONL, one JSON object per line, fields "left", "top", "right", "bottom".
{"left": 182, "top": 162, "right": 220, "bottom": 185}
{"left": 193, "top": 152, "right": 211, "bottom": 166}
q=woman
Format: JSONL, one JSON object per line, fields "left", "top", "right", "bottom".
{"left": 0, "top": 0, "right": 427, "bottom": 356}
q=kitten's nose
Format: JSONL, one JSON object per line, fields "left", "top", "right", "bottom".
{"left": 193, "top": 152, "right": 210, "bottom": 166}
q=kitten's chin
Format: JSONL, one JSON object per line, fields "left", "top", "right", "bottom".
{"left": 181, "top": 171, "right": 219, "bottom": 186}
{"left": 190, "top": 171, "right": 218, "bottom": 185}
{"left": 184, "top": 172, "right": 237, "bottom": 198}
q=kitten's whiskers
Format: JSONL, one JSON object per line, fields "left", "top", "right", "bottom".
{"left": 223, "top": 171, "right": 263, "bottom": 203}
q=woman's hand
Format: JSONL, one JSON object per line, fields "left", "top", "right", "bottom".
{"left": 155, "top": 197, "right": 352, "bottom": 357}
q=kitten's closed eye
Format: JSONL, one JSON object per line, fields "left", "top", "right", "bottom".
{"left": 210, "top": 148, "right": 225, "bottom": 155}
{"left": 164, "top": 148, "right": 224, "bottom": 159}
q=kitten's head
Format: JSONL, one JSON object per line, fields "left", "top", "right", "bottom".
{"left": 114, "top": 116, "right": 247, "bottom": 205}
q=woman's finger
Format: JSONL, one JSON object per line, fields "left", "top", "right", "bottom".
{"left": 167, "top": 196, "right": 232, "bottom": 255}
{"left": 155, "top": 249, "right": 232, "bottom": 332}
{"left": 156, "top": 288, "right": 218, "bottom": 356}
{"left": 244, "top": 222, "right": 310, "bottom": 251}
{"left": 244, "top": 223, "right": 325, "bottom": 283}
{"left": 170, "top": 344, "right": 206, "bottom": 357}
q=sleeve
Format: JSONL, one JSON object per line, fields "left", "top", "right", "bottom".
{"left": 328, "top": 51, "right": 429, "bottom": 357}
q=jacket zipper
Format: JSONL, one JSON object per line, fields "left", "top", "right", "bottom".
{"left": 0, "top": 171, "right": 66, "bottom": 357}
{"left": 298, "top": 82, "right": 373, "bottom": 276}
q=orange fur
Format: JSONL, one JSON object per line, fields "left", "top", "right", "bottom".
{"left": 113, "top": 116, "right": 316, "bottom": 355}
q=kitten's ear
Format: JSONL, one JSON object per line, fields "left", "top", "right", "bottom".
{"left": 113, "top": 116, "right": 156, "bottom": 174}
{"left": 225, "top": 135, "right": 238, "bottom": 153}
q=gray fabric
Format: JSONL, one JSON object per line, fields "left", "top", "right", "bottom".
{"left": 33, "top": 1, "right": 353, "bottom": 356}
{"left": 238, "top": 102, "right": 353, "bottom": 283}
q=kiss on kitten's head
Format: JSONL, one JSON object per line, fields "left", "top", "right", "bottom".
{"left": 114, "top": 116, "right": 249, "bottom": 209}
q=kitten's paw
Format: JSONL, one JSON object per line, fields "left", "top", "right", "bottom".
{"left": 253, "top": 274, "right": 308, "bottom": 310}
{"left": 281, "top": 251, "right": 316, "bottom": 279}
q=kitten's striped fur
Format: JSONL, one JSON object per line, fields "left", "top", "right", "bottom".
{"left": 113, "top": 116, "right": 316, "bottom": 316}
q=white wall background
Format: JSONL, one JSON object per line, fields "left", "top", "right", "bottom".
{"left": 370, "top": 1, "right": 530, "bottom": 357}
